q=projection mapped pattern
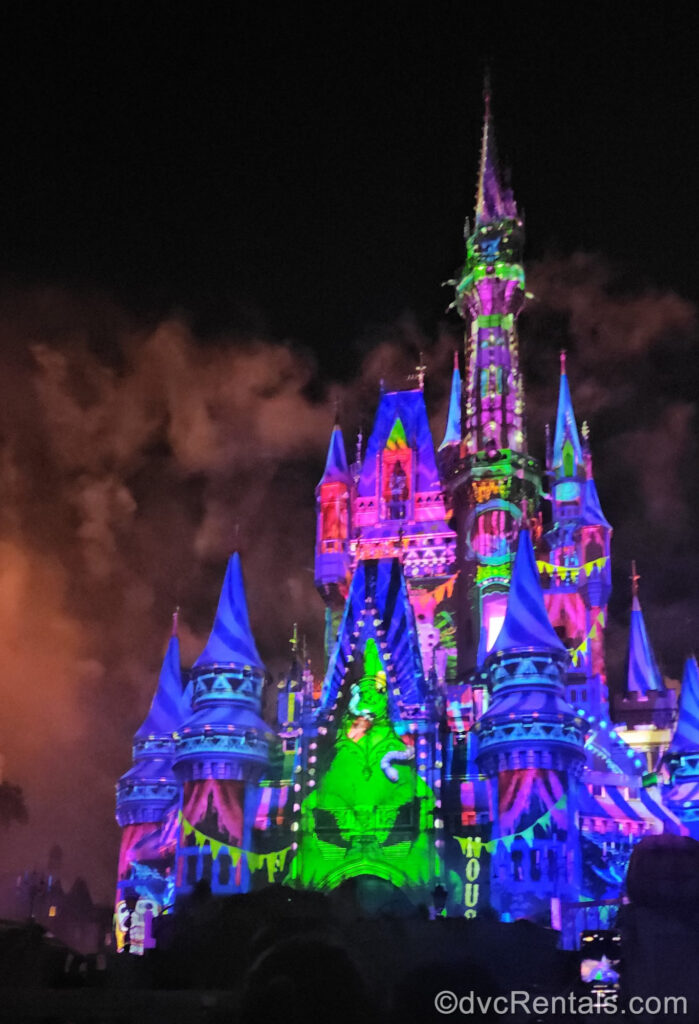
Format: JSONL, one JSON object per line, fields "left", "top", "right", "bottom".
{"left": 294, "top": 638, "right": 435, "bottom": 892}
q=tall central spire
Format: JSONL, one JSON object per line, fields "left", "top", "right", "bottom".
{"left": 445, "top": 88, "right": 539, "bottom": 673}
{"left": 475, "top": 85, "right": 518, "bottom": 229}
{"left": 454, "top": 88, "right": 526, "bottom": 455}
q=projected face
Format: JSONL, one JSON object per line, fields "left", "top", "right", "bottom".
{"left": 129, "top": 896, "right": 159, "bottom": 955}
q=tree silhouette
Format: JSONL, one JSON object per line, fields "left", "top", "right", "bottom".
{"left": 0, "top": 781, "right": 28, "bottom": 829}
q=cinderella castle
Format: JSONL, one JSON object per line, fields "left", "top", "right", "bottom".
{"left": 114, "top": 94, "right": 699, "bottom": 947}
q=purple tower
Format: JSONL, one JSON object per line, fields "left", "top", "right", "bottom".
{"left": 444, "top": 90, "right": 541, "bottom": 671}
{"left": 541, "top": 353, "right": 613, "bottom": 719}
{"left": 173, "top": 554, "right": 272, "bottom": 896}
{"left": 475, "top": 531, "right": 586, "bottom": 921}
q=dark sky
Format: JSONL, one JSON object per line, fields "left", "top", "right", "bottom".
{"left": 2, "top": 4, "right": 698, "bottom": 364}
{"left": 0, "top": 5, "right": 698, "bottom": 903}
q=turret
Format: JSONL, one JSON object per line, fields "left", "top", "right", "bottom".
{"left": 115, "top": 613, "right": 183, "bottom": 936}
{"left": 614, "top": 564, "right": 676, "bottom": 767}
{"left": 542, "top": 355, "right": 612, "bottom": 718}
{"left": 439, "top": 351, "right": 462, "bottom": 452}
{"left": 475, "top": 530, "right": 585, "bottom": 921}
{"left": 174, "top": 554, "right": 271, "bottom": 895}
{"left": 662, "top": 657, "right": 699, "bottom": 833}
{"left": 116, "top": 613, "right": 182, "bottom": 828}
{"left": 315, "top": 421, "right": 352, "bottom": 598}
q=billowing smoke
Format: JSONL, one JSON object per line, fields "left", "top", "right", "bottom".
{"left": 0, "top": 255, "right": 696, "bottom": 900}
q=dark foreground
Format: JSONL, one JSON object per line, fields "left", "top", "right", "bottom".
{"left": 2, "top": 886, "right": 698, "bottom": 1024}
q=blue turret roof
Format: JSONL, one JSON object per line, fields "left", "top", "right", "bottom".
{"left": 670, "top": 656, "right": 699, "bottom": 753}
{"left": 581, "top": 478, "right": 611, "bottom": 529}
{"left": 627, "top": 594, "right": 665, "bottom": 695}
{"left": 194, "top": 553, "right": 264, "bottom": 670}
{"left": 357, "top": 389, "right": 441, "bottom": 497}
{"left": 439, "top": 353, "right": 462, "bottom": 450}
{"left": 552, "top": 353, "right": 584, "bottom": 476}
{"left": 474, "top": 91, "right": 517, "bottom": 228}
{"left": 492, "top": 530, "right": 568, "bottom": 656}
{"left": 135, "top": 631, "right": 183, "bottom": 740}
{"left": 318, "top": 423, "right": 351, "bottom": 487}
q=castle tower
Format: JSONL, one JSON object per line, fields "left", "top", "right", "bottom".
{"left": 352, "top": 385, "right": 456, "bottom": 684}
{"left": 315, "top": 421, "right": 353, "bottom": 661}
{"left": 115, "top": 613, "right": 183, "bottom": 947}
{"left": 475, "top": 530, "right": 586, "bottom": 922}
{"left": 663, "top": 656, "right": 699, "bottom": 834}
{"left": 445, "top": 91, "right": 541, "bottom": 670}
{"left": 173, "top": 554, "right": 271, "bottom": 896}
{"left": 614, "top": 564, "right": 676, "bottom": 769}
{"left": 542, "top": 354, "right": 612, "bottom": 718}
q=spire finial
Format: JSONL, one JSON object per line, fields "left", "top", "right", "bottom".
{"left": 416, "top": 352, "right": 426, "bottom": 391}
{"left": 630, "top": 560, "right": 640, "bottom": 599}
{"left": 560, "top": 349, "right": 567, "bottom": 374}
{"left": 453, "top": 349, "right": 459, "bottom": 371}
{"left": 290, "top": 622, "right": 299, "bottom": 656}
{"left": 171, "top": 606, "right": 180, "bottom": 638}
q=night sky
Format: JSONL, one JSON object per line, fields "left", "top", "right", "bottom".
{"left": 0, "top": 5, "right": 698, "bottom": 901}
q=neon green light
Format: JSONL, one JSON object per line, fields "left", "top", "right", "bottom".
{"left": 386, "top": 417, "right": 408, "bottom": 450}
{"left": 292, "top": 638, "right": 435, "bottom": 893}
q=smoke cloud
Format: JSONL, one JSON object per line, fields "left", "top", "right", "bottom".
{"left": 0, "top": 255, "right": 696, "bottom": 901}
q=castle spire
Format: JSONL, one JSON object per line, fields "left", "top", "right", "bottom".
{"left": 439, "top": 350, "right": 462, "bottom": 450}
{"left": 552, "top": 350, "right": 584, "bottom": 478}
{"left": 491, "top": 530, "right": 567, "bottom": 656}
{"left": 135, "top": 630, "right": 184, "bottom": 739}
{"left": 474, "top": 84, "right": 517, "bottom": 228}
{"left": 194, "top": 552, "right": 264, "bottom": 669}
{"left": 669, "top": 655, "right": 699, "bottom": 753}
{"left": 318, "top": 421, "right": 351, "bottom": 487}
{"left": 626, "top": 565, "right": 665, "bottom": 695}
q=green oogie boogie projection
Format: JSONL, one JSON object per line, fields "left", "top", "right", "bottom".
{"left": 293, "top": 638, "right": 436, "bottom": 894}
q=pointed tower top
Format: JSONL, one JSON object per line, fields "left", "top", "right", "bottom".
{"left": 581, "top": 477, "right": 612, "bottom": 529}
{"left": 171, "top": 606, "right": 180, "bottom": 638}
{"left": 670, "top": 655, "right": 699, "bottom": 753}
{"left": 474, "top": 88, "right": 517, "bottom": 229}
{"left": 318, "top": 422, "right": 351, "bottom": 487}
{"left": 627, "top": 571, "right": 665, "bottom": 695}
{"left": 135, "top": 632, "right": 183, "bottom": 739}
{"left": 630, "top": 560, "right": 641, "bottom": 603}
{"left": 552, "top": 352, "right": 584, "bottom": 476}
{"left": 194, "top": 553, "right": 264, "bottom": 670}
{"left": 491, "top": 530, "right": 567, "bottom": 656}
{"left": 439, "top": 352, "right": 462, "bottom": 450}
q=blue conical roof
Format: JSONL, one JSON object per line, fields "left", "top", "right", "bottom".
{"left": 670, "top": 656, "right": 699, "bottom": 753}
{"left": 627, "top": 595, "right": 665, "bottom": 695}
{"left": 552, "top": 355, "right": 584, "bottom": 476}
{"left": 492, "top": 530, "right": 567, "bottom": 656}
{"left": 581, "top": 478, "right": 611, "bottom": 529}
{"left": 194, "top": 553, "right": 264, "bottom": 670}
{"left": 318, "top": 424, "right": 351, "bottom": 487}
{"left": 135, "top": 633, "right": 183, "bottom": 739}
{"left": 439, "top": 354, "right": 462, "bottom": 450}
